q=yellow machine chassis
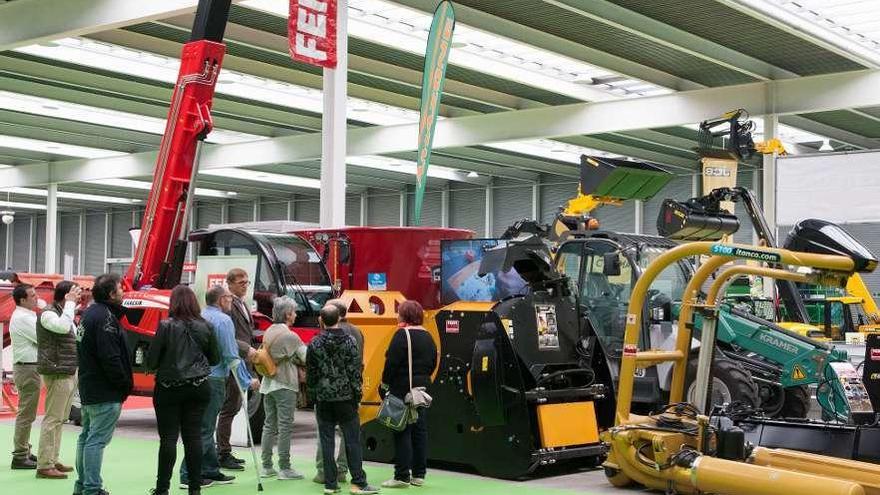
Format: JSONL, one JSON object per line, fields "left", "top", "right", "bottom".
{"left": 604, "top": 241, "right": 878, "bottom": 494}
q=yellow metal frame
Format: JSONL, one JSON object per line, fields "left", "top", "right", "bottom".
{"left": 615, "top": 241, "right": 856, "bottom": 425}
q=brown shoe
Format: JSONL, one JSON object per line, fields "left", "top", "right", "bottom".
{"left": 36, "top": 467, "right": 68, "bottom": 479}
{"left": 55, "top": 463, "right": 74, "bottom": 472}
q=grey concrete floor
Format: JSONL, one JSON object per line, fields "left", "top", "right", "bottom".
{"left": 4, "top": 407, "right": 643, "bottom": 494}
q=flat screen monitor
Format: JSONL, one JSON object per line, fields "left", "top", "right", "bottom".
{"left": 440, "top": 239, "right": 528, "bottom": 305}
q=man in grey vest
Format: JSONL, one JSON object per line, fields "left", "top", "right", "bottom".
{"left": 35, "top": 281, "right": 82, "bottom": 479}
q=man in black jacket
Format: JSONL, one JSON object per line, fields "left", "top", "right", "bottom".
{"left": 74, "top": 273, "right": 133, "bottom": 495}
{"left": 307, "top": 305, "right": 378, "bottom": 495}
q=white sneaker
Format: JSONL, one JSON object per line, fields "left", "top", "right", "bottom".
{"left": 278, "top": 469, "right": 304, "bottom": 480}
{"left": 260, "top": 467, "right": 277, "bottom": 478}
{"left": 381, "top": 479, "right": 409, "bottom": 489}
{"left": 410, "top": 478, "right": 424, "bottom": 487}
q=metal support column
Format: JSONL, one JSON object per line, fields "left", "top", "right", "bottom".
{"left": 286, "top": 199, "right": 293, "bottom": 221}
{"left": 531, "top": 182, "right": 539, "bottom": 220}
{"left": 359, "top": 192, "right": 367, "bottom": 226}
{"left": 319, "top": 0, "right": 348, "bottom": 228}
{"left": 4, "top": 218, "right": 11, "bottom": 269}
{"left": 634, "top": 200, "right": 644, "bottom": 234}
{"left": 252, "top": 200, "right": 260, "bottom": 222}
{"left": 45, "top": 183, "right": 58, "bottom": 273}
{"left": 692, "top": 172, "right": 700, "bottom": 197}
{"left": 103, "top": 211, "right": 110, "bottom": 273}
{"left": 77, "top": 212, "right": 84, "bottom": 275}
{"left": 753, "top": 167, "right": 762, "bottom": 245}
{"left": 28, "top": 213, "right": 35, "bottom": 272}
{"left": 763, "top": 114, "right": 779, "bottom": 298}
{"left": 399, "top": 189, "right": 408, "bottom": 226}
{"left": 484, "top": 179, "right": 494, "bottom": 237}
{"left": 440, "top": 184, "right": 449, "bottom": 227}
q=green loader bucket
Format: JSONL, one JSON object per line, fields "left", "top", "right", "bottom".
{"left": 580, "top": 155, "right": 673, "bottom": 201}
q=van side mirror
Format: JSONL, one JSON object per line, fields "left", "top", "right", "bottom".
{"left": 603, "top": 252, "right": 621, "bottom": 276}
{"left": 338, "top": 242, "right": 351, "bottom": 264}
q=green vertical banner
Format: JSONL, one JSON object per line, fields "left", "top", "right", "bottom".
{"left": 413, "top": 1, "right": 455, "bottom": 226}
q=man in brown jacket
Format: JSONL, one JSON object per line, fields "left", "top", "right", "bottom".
{"left": 216, "top": 268, "right": 258, "bottom": 470}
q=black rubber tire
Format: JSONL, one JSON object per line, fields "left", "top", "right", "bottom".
{"left": 685, "top": 355, "right": 760, "bottom": 410}
{"left": 779, "top": 385, "right": 811, "bottom": 419}
{"left": 604, "top": 466, "right": 633, "bottom": 488}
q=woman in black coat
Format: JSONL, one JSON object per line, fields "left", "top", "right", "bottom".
{"left": 146, "top": 285, "right": 220, "bottom": 495}
{"left": 379, "top": 300, "right": 438, "bottom": 488}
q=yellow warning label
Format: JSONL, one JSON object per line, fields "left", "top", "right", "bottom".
{"left": 792, "top": 364, "right": 806, "bottom": 381}
{"left": 481, "top": 356, "right": 489, "bottom": 372}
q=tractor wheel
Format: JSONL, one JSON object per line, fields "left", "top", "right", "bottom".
{"left": 604, "top": 467, "right": 633, "bottom": 488}
{"left": 686, "top": 356, "right": 760, "bottom": 410}
{"left": 779, "top": 385, "right": 811, "bottom": 419}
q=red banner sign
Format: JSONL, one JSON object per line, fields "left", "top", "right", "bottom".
{"left": 288, "top": 0, "right": 337, "bottom": 69}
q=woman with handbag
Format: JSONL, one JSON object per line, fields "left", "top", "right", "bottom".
{"left": 146, "top": 285, "right": 220, "bottom": 495}
{"left": 258, "top": 296, "right": 308, "bottom": 480}
{"left": 379, "top": 300, "right": 438, "bottom": 489}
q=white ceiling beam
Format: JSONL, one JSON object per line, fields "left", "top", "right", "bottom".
{"left": 779, "top": 115, "right": 877, "bottom": 150}
{"left": 5, "top": 67, "right": 880, "bottom": 188}
{"left": 0, "top": 0, "right": 230, "bottom": 51}
{"left": 713, "top": 0, "right": 880, "bottom": 69}
{"left": 541, "top": 0, "right": 797, "bottom": 80}
{"left": 391, "top": 0, "right": 702, "bottom": 92}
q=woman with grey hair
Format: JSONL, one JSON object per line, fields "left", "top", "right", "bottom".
{"left": 259, "top": 297, "right": 307, "bottom": 480}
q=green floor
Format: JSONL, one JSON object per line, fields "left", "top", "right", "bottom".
{"left": 0, "top": 424, "right": 587, "bottom": 495}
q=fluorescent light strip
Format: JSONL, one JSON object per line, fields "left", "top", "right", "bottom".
{"left": 2, "top": 187, "right": 140, "bottom": 205}
{"left": 89, "top": 178, "right": 236, "bottom": 199}
{"left": 0, "top": 91, "right": 265, "bottom": 145}
{"left": 0, "top": 135, "right": 125, "bottom": 159}
{"left": 732, "top": 0, "right": 880, "bottom": 67}
{"left": 0, "top": 201, "right": 46, "bottom": 211}
{"left": 17, "top": 39, "right": 417, "bottom": 126}
{"left": 243, "top": 0, "right": 670, "bottom": 99}
{"left": 347, "top": 155, "right": 470, "bottom": 181}
{"left": 200, "top": 168, "right": 322, "bottom": 189}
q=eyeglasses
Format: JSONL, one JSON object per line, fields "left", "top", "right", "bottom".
{"left": 234, "top": 279, "right": 251, "bottom": 286}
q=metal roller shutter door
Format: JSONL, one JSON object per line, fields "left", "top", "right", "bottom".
{"left": 346, "top": 195, "right": 360, "bottom": 226}
{"left": 368, "top": 192, "right": 400, "bottom": 226}
{"left": 594, "top": 203, "right": 635, "bottom": 233}
{"left": 539, "top": 178, "right": 577, "bottom": 224}
{"left": 111, "top": 210, "right": 133, "bottom": 258}
{"left": 12, "top": 216, "right": 31, "bottom": 271}
{"left": 196, "top": 203, "right": 222, "bottom": 228}
{"left": 493, "top": 179, "right": 533, "bottom": 236}
{"left": 260, "top": 200, "right": 288, "bottom": 221}
{"left": 59, "top": 214, "right": 80, "bottom": 274}
{"left": 294, "top": 197, "right": 320, "bottom": 223}
{"left": 84, "top": 213, "right": 106, "bottom": 275}
{"left": 228, "top": 201, "right": 254, "bottom": 224}
{"left": 450, "top": 185, "right": 485, "bottom": 234}
{"left": 733, "top": 171, "right": 755, "bottom": 244}
{"left": 34, "top": 216, "right": 46, "bottom": 272}
{"left": 407, "top": 190, "right": 443, "bottom": 227}
{"left": 643, "top": 175, "right": 694, "bottom": 235}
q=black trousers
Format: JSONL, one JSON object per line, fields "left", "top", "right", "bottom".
{"left": 393, "top": 406, "right": 428, "bottom": 482}
{"left": 153, "top": 380, "right": 211, "bottom": 493}
{"left": 316, "top": 400, "right": 367, "bottom": 490}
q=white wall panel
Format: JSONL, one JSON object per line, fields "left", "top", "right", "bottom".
{"left": 778, "top": 151, "right": 880, "bottom": 225}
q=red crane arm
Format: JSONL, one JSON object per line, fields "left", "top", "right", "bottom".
{"left": 126, "top": 40, "right": 226, "bottom": 290}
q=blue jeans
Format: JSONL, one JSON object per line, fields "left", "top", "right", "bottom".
{"left": 75, "top": 402, "right": 123, "bottom": 495}
{"left": 181, "top": 377, "right": 227, "bottom": 483}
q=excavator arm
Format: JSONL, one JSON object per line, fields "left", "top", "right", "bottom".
{"left": 126, "top": 0, "right": 231, "bottom": 290}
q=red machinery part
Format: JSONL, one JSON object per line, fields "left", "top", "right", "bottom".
{"left": 127, "top": 39, "right": 226, "bottom": 290}
{"left": 296, "top": 227, "right": 473, "bottom": 310}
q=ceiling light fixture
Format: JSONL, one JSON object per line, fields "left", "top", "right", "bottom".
{"left": 200, "top": 168, "right": 322, "bottom": 189}
{"left": 0, "top": 135, "right": 124, "bottom": 159}
{"left": 89, "top": 178, "right": 236, "bottom": 199}
{"left": 819, "top": 139, "right": 834, "bottom": 151}
{"left": 467, "top": 171, "right": 479, "bottom": 178}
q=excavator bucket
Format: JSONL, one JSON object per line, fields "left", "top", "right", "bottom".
{"left": 580, "top": 155, "right": 673, "bottom": 201}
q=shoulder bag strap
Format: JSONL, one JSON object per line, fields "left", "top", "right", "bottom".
{"left": 404, "top": 328, "right": 413, "bottom": 391}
